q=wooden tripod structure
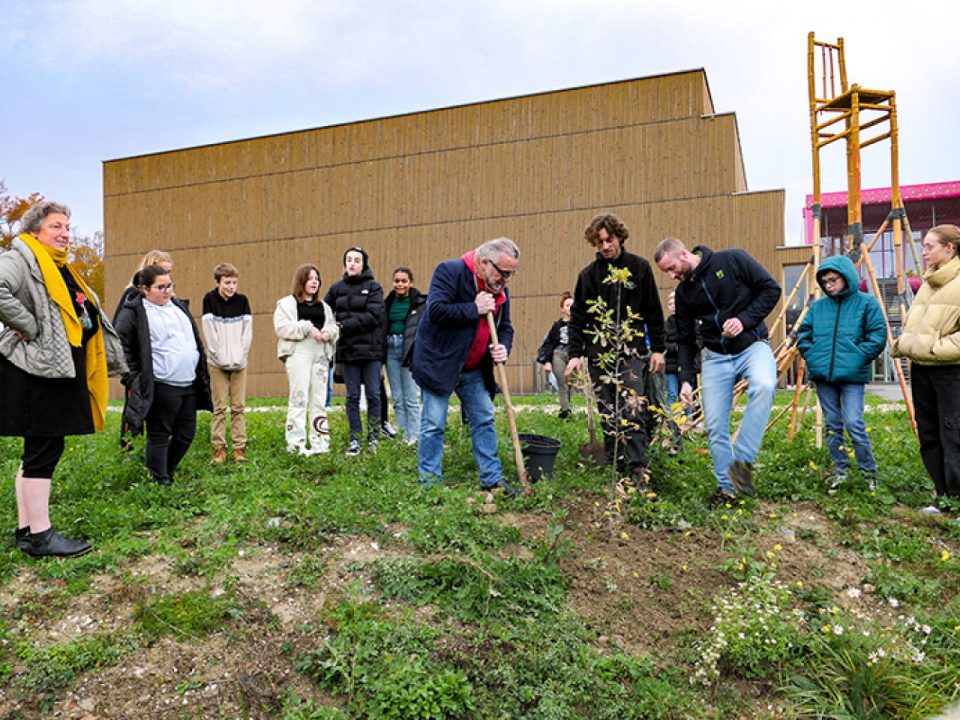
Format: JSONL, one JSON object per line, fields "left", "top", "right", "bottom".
{"left": 675, "top": 33, "right": 921, "bottom": 442}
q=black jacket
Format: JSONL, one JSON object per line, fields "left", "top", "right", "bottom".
{"left": 383, "top": 287, "right": 427, "bottom": 367}
{"left": 568, "top": 248, "right": 665, "bottom": 359}
{"left": 664, "top": 315, "right": 702, "bottom": 376}
{"left": 324, "top": 267, "right": 386, "bottom": 363}
{"left": 113, "top": 294, "right": 212, "bottom": 436}
{"left": 674, "top": 245, "right": 781, "bottom": 384}
{"left": 537, "top": 319, "right": 570, "bottom": 364}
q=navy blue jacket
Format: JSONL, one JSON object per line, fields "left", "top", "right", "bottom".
{"left": 796, "top": 254, "right": 886, "bottom": 383}
{"left": 675, "top": 245, "right": 781, "bottom": 384}
{"left": 412, "top": 258, "right": 513, "bottom": 397}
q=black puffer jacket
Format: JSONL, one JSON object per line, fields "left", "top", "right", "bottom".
{"left": 383, "top": 287, "right": 427, "bottom": 367}
{"left": 113, "top": 294, "right": 212, "bottom": 436}
{"left": 324, "top": 266, "right": 386, "bottom": 363}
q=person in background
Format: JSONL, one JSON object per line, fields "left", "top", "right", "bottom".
{"left": 655, "top": 237, "right": 780, "bottom": 504}
{"left": 664, "top": 290, "right": 702, "bottom": 422}
{"left": 413, "top": 237, "right": 519, "bottom": 493}
{"left": 797, "top": 255, "right": 885, "bottom": 493}
{"left": 114, "top": 249, "right": 174, "bottom": 451}
{"left": 0, "top": 201, "right": 126, "bottom": 557}
{"left": 324, "top": 247, "right": 385, "bottom": 456}
{"left": 274, "top": 264, "right": 338, "bottom": 456}
{"left": 201, "top": 263, "right": 253, "bottom": 464}
{"left": 383, "top": 266, "right": 427, "bottom": 444}
{"left": 537, "top": 291, "right": 574, "bottom": 419}
{"left": 566, "top": 214, "right": 665, "bottom": 492}
{"left": 114, "top": 265, "right": 212, "bottom": 486}
{"left": 893, "top": 224, "right": 960, "bottom": 516}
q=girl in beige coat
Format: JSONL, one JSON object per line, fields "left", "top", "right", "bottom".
{"left": 893, "top": 224, "right": 960, "bottom": 514}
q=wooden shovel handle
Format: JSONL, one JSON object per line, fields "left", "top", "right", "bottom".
{"left": 486, "top": 312, "right": 530, "bottom": 493}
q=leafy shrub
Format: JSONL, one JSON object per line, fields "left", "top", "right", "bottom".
{"left": 864, "top": 564, "right": 942, "bottom": 606}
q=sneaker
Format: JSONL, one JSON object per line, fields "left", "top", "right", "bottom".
{"left": 345, "top": 439, "right": 361, "bottom": 457}
{"left": 728, "top": 460, "right": 755, "bottom": 496}
{"left": 867, "top": 476, "right": 878, "bottom": 493}
{"left": 827, "top": 475, "right": 846, "bottom": 495}
{"left": 482, "top": 479, "right": 517, "bottom": 497}
{"left": 707, "top": 488, "right": 737, "bottom": 509}
{"left": 232, "top": 447, "right": 246, "bottom": 463}
{"left": 382, "top": 421, "right": 398, "bottom": 440}
{"left": 212, "top": 446, "right": 227, "bottom": 464}
{"left": 368, "top": 438, "right": 379, "bottom": 454}
{"left": 920, "top": 505, "right": 942, "bottom": 515}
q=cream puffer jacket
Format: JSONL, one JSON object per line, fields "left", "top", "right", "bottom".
{"left": 893, "top": 256, "right": 960, "bottom": 365}
{"left": 273, "top": 295, "right": 339, "bottom": 362}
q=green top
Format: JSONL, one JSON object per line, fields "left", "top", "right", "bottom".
{"left": 388, "top": 297, "right": 410, "bottom": 334}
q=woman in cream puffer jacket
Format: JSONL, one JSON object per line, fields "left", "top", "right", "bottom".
{"left": 893, "top": 224, "right": 960, "bottom": 512}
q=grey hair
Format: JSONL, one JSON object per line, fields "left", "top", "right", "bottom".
{"left": 476, "top": 237, "right": 520, "bottom": 262}
{"left": 20, "top": 201, "right": 71, "bottom": 234}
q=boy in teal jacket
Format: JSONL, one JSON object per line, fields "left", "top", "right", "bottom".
{"left": 796, "top": 255, "right": 886, "bottom": 492}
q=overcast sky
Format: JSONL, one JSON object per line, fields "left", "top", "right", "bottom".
{"left": 2, "top": 0, "right": 957, "bottom": 245}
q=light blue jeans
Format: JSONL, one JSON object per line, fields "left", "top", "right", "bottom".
{"left": 418, "top": 369, "right": 503, "bottom": 488}
{"left": 815, "top": 381, "right": 877, "bottom": 479}
{"left": 701, "top": 342, "right": 777, "bottom": 493}
{"left": 385, "top": 334, "right": 420, "bottom": 440}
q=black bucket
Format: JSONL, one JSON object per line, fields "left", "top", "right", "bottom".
{"left": 519, "top": 433, "right": 561, "bottom": 481}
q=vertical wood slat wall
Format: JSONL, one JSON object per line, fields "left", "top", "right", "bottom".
{"left": 104, "top": 70, "right": 784, "bottom": 397}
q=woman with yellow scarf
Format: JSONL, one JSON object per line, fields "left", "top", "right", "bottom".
{"left": 0, "top": 201, "right": 126, "bottom": 557}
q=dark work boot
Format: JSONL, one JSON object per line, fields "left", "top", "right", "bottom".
{"left": 15, "top": 526, "right": 30, "bottom": 552}
{"left": 27, "top": 528, "right": 92, "bottom": 558}
{"left": 728, "top": 460, "right": 755, "bottom": 496}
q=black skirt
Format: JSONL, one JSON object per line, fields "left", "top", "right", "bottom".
{"left": 0, "top": 346, "right": 95, "bottom": 437}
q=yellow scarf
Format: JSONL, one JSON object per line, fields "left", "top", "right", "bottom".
{"left": 18, "top": 233, "right": 109, "bottom": 430}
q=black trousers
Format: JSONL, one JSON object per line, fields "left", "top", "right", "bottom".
{"left": 911, "top": 364, "right": 960, "bottom": 499}
{"left": 145, "top": 382, "right": 198, "bottom": 483}
{"left": 22, "top": 436, "right": 66, "bottom": 478}
{"left": 589, "top": 354, "right": 651, "bottom": 475}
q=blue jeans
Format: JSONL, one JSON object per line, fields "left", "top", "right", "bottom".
{"left": 815, "top": 381, "right": 877, "bottom": 479}
{"left": 418, "top": 368, "right": 503, "bottom": 487}
{"left": 343, "top": 360, "right": 381, "bottom": 442}
{"left": 385, "top": 334, "right": 421, "bottom": 440}
{"left": 701, "top": 342, "right": 777, "bottom": 493}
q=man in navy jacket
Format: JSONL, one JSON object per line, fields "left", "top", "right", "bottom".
{"left": 655, "top": 237, "right": 781, "bottom": 503}
{"left": 412, "top": 237, "right": 519, "bottom": 493}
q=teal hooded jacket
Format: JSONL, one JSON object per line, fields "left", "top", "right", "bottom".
{"left": 796, "top": 255, "right": 887, "bottom": 383}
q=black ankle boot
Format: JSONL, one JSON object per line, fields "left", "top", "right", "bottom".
{"left": 15, "top": 526, "right": 30, "bottom": 552}
{"left": 27, "top": 528, "right": 92, "bottom": 558}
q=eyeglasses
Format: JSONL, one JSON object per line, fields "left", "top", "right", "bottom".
{"left": 153, "top": 283, "right": 175, "bottom": 292}
{"left": 488, "top": 259, "right": 517, "bottom": 280}
{"left": 821, "top": 276, "right": 843, "bottom": 286}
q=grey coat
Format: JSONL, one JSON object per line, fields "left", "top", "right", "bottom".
{"left": 0, "top": 237, "right": 126, "bottom": 378}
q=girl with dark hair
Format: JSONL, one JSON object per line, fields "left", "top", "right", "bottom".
{"left": 114, "top": 265, "right": 212, "bottom": 486}
{"left": 324, "top": 247, "right": 385, "bottom": 456}
{"left": 274, "top": 264, "right": 338, "bottom": 456}
{"left": 383, "top": 266, "right": 427, "bottom": 443}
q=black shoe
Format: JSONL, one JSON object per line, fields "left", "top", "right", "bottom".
{"left": 728, "top": 460, "right": 755, "bottom": 496}
{"left": 482, "top": 479, "right": 517, "bottom": 497}
{"left": 827, "top": 475, "right": 846, "bottom": 495}
{"left": 153, "top": 476, "right": 173, "bottom": 486}
{"left": 26, "top": 528, "right": 92, "bottom": 558}
{"left": 382, "top": 421, "right": 398, "bottom": 440}
{"left": 707, "top": 489, "right": 738, "bottom": 509}
{"left": 558, "top": 409, "right": 571, "bottom": 420}
{"left": 15, "top": 526, "right": 30, "bottom": 552}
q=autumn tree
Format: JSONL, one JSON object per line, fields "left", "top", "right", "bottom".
{"left": 0, "top": 180, "right": 42, "bottom": 250}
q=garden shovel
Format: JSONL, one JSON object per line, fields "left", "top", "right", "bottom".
{"left": 486, "top": 312, "right": 533, "bottom": 496}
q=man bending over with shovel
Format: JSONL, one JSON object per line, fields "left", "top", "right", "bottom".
{"left": 565, "top": 213, "right": 666, "bottom": 493}
{"left": 412, "top": 237, "right": 520, "bottom": 494}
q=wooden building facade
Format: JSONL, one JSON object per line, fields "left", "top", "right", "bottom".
{"left": 104, "top": 69, "right": 785, "bottom": 397}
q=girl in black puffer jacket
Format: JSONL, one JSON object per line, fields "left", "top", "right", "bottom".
{"left": 324, "top": 247, "right": 385, "bottom": 455}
